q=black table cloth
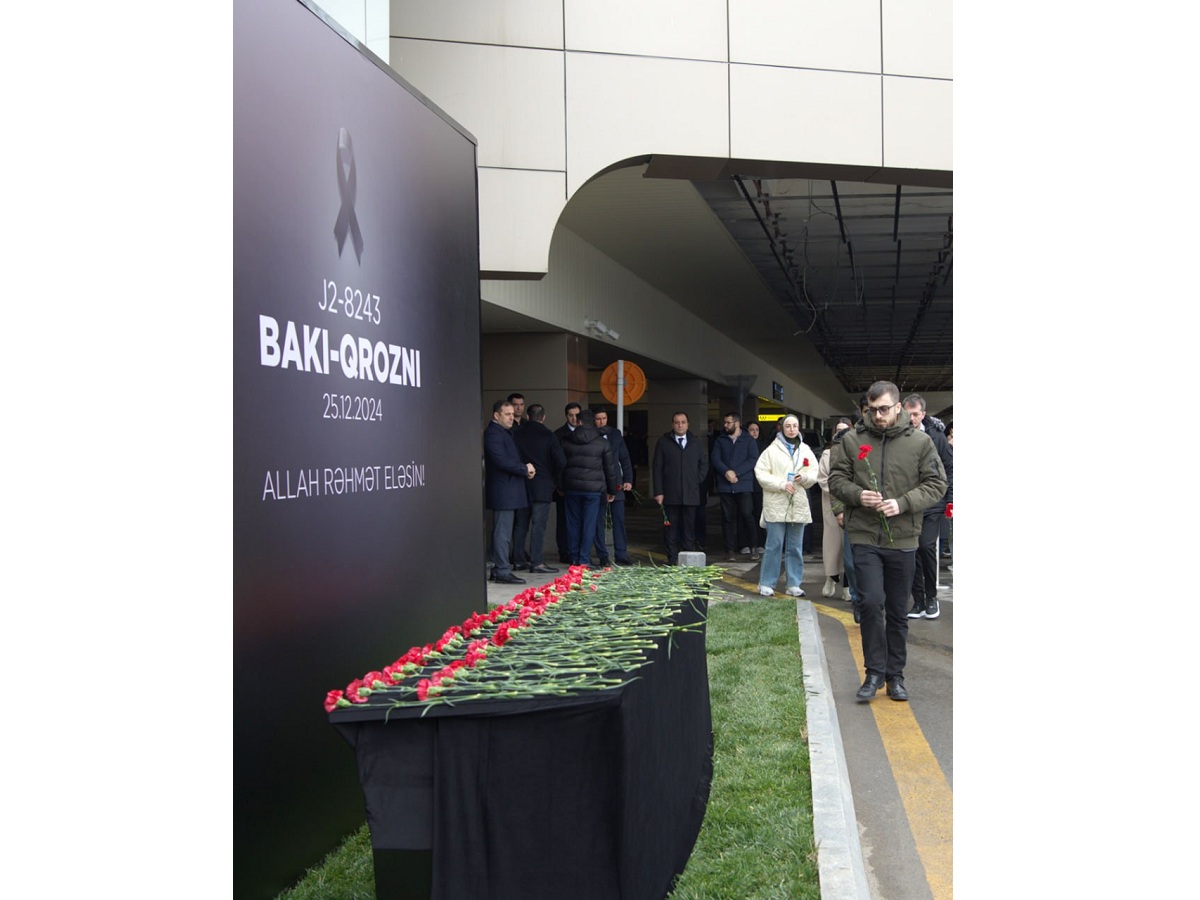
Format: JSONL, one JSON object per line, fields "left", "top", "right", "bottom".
{"left": 332, "top": 595, "right": 712, "bottom": 900}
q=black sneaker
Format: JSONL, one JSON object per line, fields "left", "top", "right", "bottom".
{"left": 907, "top": 599, "right": 927, "bottom": 619}
{"left": 924, "top": 597, "right": 940, "bottom": 619}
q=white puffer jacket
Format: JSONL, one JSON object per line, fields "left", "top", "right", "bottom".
{"left": 755, "top": 435, "right": 819, "bottom": 524}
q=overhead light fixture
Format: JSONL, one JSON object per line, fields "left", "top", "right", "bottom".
{"left": 584, "top": 318, "right": 619, "bottom": 342}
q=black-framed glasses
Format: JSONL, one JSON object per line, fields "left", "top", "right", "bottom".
{"left": 867, "top": 403, "right": 898, "bottom": 416}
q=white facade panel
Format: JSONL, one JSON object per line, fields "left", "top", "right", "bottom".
{"left": 365, "top": 0, "right": 389, "bottom": 44}
{"left": 730, "top": 65, "right": 883, "bottom": 167}
{"left": 389, "top": 0, "right": 564, "bottom": 49}
{"left": 478, "top": 168, "right": 567, "bottom": 274}
{"left": 565, "top": 53, "right": 729, "bottom": 194}
{"left": 314, "top": 0, "right": 367, "bottom": 41}
{"left": 564, "top": 0, "right": 728, "bottom": 61}
{"left": 883, "top": 75, "right": 952, "bottom": 170}
{"left": 389, "top": 38, "right": 565, "bottom": 170}
{"left": 882, "top": 0, "right": 952, "bottom": 79}
{"left": 729, "top": 0, "right": 881, "bottom": 74}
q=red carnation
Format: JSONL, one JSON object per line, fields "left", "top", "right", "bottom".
{"left": 857, "top": 444, "right": 872, "bottom": 461}
{"left": 324, "top": 689, "right": 345, "bottom": 713}
{"left": 803, "top": 458, "right": 810, "bottom": 467}
{"left": 944, "top": 502, "right": 953, "bottom": 519}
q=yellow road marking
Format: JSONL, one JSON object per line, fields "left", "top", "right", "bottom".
{"left": 716, "top": 566, "right": 954, "bottom": 899}
{"left": 819, "top": 604, "right": 954, "bottom": 900}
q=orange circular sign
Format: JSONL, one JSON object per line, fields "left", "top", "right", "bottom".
{"left": 600, "top": 361, "right": 647, "bottom": 406}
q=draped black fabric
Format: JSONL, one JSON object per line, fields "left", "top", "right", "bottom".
{"left": 333, "top": 596, "right": 712, "bottom": 900}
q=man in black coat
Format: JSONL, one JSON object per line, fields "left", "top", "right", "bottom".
{"left": 902, "top": 394, "right": 953, "bottom": 619}
{"left": 652, "top": 412, "right": 709, "bottom": 564}
{"left": 553, "top": 401, "right": 583, "bottom": 563}
{"left": 484, "top": 399, "right": 534, "bottom": 584}
{"left": 592, "top": 407, "right": 635, "bottom": 566}
{"left": 561, "top": 409, "right": 620, "bottom": 567}
{"left": 513, "top": 403, "right": 566, "bottom": 574}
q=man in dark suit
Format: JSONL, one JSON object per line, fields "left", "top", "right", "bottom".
{"left": 553, "top": 401, "right": 582, "bottom": 563}
{"left": 592, "top": 407, "right": 634, "bottom": 566}
{"left": 652, "top": 412, "right": 709, "bottom": 564}
{"left": 484, "top": 399, "right": 534, "bottom": 584}
{"left": 513, "top": 403, "right": 566, "bottom": 574}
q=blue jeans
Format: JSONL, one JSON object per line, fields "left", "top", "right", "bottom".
{"left": 490, "top": 508, "right": 516, "bottom": 577}
{"left": 565, "top": 491, "right": 602, "bottom": 566}
{"left": 759, "top": 521, "right": 805, "bottom": 591}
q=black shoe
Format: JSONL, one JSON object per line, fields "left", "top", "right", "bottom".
{"left": 726, "top": 554, "right": 738, "bottom": 562}
{"left": 924, "top": 598, "right": 940, "bottom": 619}
{"left": 852, "top": 602, "right": 862, "bottom": 625}
{"left": 886, "top": 677, "right": 909, "bottom": 701}
{"left": 489, "top": 572, "right": 526, "bottom": 585}
{"left": 907, "top": 599, "right": 927, "bottom": 619}
{"left": 528, "top": 564, "right": 559, "bottom": 574}
{"left": 598, "top": 558, "right": 611, "bottom": 567}
{"left": 615, "top": 557, "right": 634, "bottom": 566}
{"left": 856, "top": 675, "right": 884, "bottom": 701}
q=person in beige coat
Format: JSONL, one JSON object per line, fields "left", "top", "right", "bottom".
{"left": 754, "top": 414, "right": 819, "bottom": 597}
{"left": 818, "top": 419, "right": 853, "bottom": 599}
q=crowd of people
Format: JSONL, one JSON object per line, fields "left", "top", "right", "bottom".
{"left": 483, "top": 395, "right": 635, "bottom": 585}
{"left": 484, "top": 382, "right": 953, "bottom": 702}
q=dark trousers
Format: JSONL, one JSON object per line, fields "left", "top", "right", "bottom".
{"left": 663, "top": 504, "right": 697, "bottom": 562}
{"left": 593, "top": 495, "right": 627, "bottom": 562}
{"left": 694, "top": 488, "right": 708, "bottom": 550}
{"left": 752, "top": 489, "right": 766, "bottom": 548}
{"left": 911, "top": 512, "right": 941, "bottom": 602}
{"left": 555, "top": 494, "right": 569, "bottom": 562}
{"left": 565, "top": 491, "right": 602, "bottom": 566}
{"left": 513, "top": 501, "right": 552, "bottom": 569}
{"left": 718, "top": 492, "right": 755, "bottom": 553}
{"left": 853, "top": 544, "right": 917, "bottom": 679}
{"left": 490, "top": 508, "right": 516, "bottom": 578}
{"left": 842, "top": 526, "right": 860, "bottom": 602}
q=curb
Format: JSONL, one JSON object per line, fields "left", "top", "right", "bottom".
{"left": 795, "top": 599, "right": 871, "bottom": 899}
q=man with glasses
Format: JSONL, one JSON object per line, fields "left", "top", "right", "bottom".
{"left": 829, "top": 381, "right": 947, "bottom": 702}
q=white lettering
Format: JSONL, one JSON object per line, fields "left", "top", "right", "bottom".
{"left": 260, "top": 316, "right": 280, "bottom": 367}
{"left": 281, "top": 320, "right": 302, "bottom": 370}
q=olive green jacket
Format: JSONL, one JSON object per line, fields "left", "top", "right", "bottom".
{"left": 827, "top": 419, "right": 948, "bottom": 550}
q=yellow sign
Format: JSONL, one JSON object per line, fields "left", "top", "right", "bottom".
{"left": 600, "top": 361, "right": 647, "bottom": 406}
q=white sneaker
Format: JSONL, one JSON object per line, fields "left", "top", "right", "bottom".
{"left": 822, "top": 577, "right": 836, "bottom": 597}
{"left": 740, "top": 546, "right": 751, "bottom": 554}
{"left": 785, "top": 586, "right": 805, "bottom": 597}
{"left": 842, "top": 586, "right": 852, "bottom": 602}
{"left": 758, "top": 585, "right": 774, "bottom": 597}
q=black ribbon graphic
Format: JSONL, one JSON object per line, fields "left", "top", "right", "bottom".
{"left": 334, "top": 127, "right": 364, "bottom": 263}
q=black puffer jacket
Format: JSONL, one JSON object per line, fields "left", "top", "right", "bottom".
{"left": 561, "top": 425, "right": 620, "bottom": 494}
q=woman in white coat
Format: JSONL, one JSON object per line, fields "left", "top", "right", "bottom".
{"left": 754, "top": 414, "right": 819, "bottom": 597}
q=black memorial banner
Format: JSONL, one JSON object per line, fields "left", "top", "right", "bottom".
{"left": 233, "top": 1, "right": 482, "bottom": 895}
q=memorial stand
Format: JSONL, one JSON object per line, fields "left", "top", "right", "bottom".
{"left": 331, "top": 591, "right": 712, "bottom": 900}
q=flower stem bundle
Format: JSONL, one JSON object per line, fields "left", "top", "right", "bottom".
{"left": 325, "top": 565, "right": 723, "bottom": 715}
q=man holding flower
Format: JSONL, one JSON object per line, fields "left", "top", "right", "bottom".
{"left": 829, "top": 381, "right": 948, "bottom": 702}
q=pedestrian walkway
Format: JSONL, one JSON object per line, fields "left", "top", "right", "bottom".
{"left": 487, "top": 498, "right": 953, "bottom": 899}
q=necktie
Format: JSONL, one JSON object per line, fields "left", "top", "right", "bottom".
{"left": 677, "top": 436, "right": 685, "bottom": 449}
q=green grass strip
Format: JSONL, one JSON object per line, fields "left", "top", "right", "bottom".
{"left": 278, "top": 596, "right": 817, "bottom": 900}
